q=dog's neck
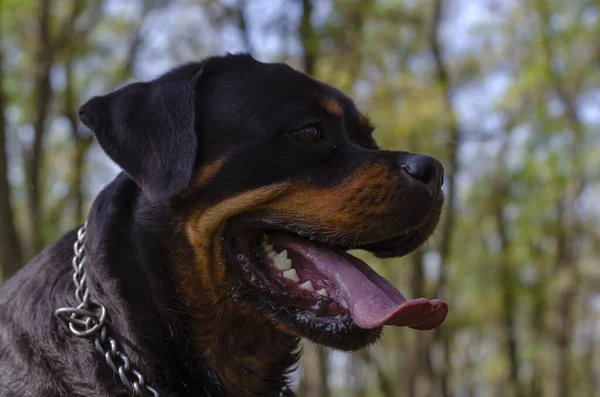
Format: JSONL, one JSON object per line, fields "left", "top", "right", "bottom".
{"left": 84, "top": 174, "right": 299, "bottom": 396}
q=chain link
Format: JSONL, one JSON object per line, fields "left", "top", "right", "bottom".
{"left": 55, "top": 222, "right": 159, "bottom": 397}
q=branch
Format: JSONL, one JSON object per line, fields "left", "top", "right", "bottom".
{"left": 233, "top": 0, "right": 253, "bottom": 54}
{"left": 52, "top": 0, "right": 86, "bottom": 52}
{"left": 119, "top": 0, "right": 154, "bottom": 79}
{"left": 299, "top": 0, "right": 316, "bottom": 75}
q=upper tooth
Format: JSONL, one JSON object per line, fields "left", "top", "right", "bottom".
{"left": 299, "top": 281, "right": 315, "bottom": 291}
{"left": 267, "top": 250, "right": 292, "bottom": 270}
{"left": 275, "top": 257, "right": 292, "bottom": 270}
{"left": 260, "top": 233, "right": 268, "bottom": 241}
{"left": 316, "top": 288, "right": 327, "bottom": 296}
{"left": 274, "top": 250, "right": 287, "bottom": 260}
{"left": 340, "top": 298, "right": 348, "bottom": 309}
{"left": 282, "top": 269, "right": 299, "bottom": 282}
{"left": 273, "top": 250, "right": 292, "bottom": 270}
{"left": 262, "top": 242, "right": 274, "bottom": 252}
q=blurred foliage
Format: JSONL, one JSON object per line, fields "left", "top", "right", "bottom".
{"left": 1, "top": 0, "right": 599, "bottom": 396}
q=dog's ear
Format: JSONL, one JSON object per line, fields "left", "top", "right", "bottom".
{"left": 79, "top": 63, "right": 204, "bottom": 201}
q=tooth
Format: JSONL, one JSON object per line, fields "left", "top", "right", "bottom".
{"left": 340, "top": 298, "right": 348, "bottom": 309}
{"left": 260, "top": 233, "right": 268, "bottom": 242}
{"left": 275, "top": 257, "right": 292, "bottom": 270}
{"left": 274, "top": 250, "right": 287, "bottom": 260}
{"left": 282, "top": 269, "right": 299, "bottom": 282}
{"left": 299, "top": 281, "right": 315, "bottom": 291}
{"left": 267, "top": 251, "right": 277, "bottom": 259}
{"left": 273, "top": 250, "right": 288, "bottom": 265}
{"left": 262, "top": 243, "right": 274, "bottom": 252}
{"left": 316, "top": 288, "right": 327, "bottom": 297}
{"left": 273, "top": 250, "right": 292, "bottom": 270}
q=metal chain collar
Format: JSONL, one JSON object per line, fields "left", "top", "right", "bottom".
{"left": 55, "top": 222, "right": 159, "bottom": 397}
{"left": 55, "top": 222, "right": 296, "bottom": 397}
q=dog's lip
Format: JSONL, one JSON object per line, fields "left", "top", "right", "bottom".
{"left": 225, "top": 215, "right": 430, "bottom": 257}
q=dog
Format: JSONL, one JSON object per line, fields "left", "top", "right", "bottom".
{"left": 0, "top": 53, "right": 447, "bottom": 397}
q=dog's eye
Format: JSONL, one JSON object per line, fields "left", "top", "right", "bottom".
{"left": 290, "top": 125, "right": 322, "bottom": 143}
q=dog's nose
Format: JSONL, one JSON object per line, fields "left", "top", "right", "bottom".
{"left": 400, "top": 155, "right": 444, "bottom": 191}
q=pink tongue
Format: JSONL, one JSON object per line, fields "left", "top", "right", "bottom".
{"left": 270, "top": 234, "right": 448, "bottom": 330}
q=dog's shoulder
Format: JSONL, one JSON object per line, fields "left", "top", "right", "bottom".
{"left": 0, "top": 228, "right": 76, "bottom": 309}
{"left": 0, "top": 229, "right": 82, "bottom": 396}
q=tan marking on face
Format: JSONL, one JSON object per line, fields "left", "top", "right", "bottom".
{"left": 193, "top": 157, "right": 226, "bottom": 188}
{"left": 178, "top": 183, "right": 298, "bottom": 396}
{"left": 262, "top": 162, "right": 400, "bottom": 235}
{"left": 181, "top": 183, "right": 293, "bottom": 304}
{"left": 185, "top": 183, "right": 292, "bottom": 256}
{"left": 359, "top": 112, "right": 372, "bottom": 129}
{"left": 320, "top": 97, "right": 343, "bottom": 116}
{"left": 276, "top": 323, "right": 300, "bottom": 336}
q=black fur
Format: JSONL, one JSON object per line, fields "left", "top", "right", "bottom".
{"left": 79, "top": 64, "right": 204, "bottom": 201}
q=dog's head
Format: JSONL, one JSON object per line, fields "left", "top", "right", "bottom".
{"left": 80, "top": 54, "right": 447, "bottom": 353}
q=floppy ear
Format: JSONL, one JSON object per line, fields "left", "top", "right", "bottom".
{"left": 79, "top": 63, "right": 204, "bottom": 201}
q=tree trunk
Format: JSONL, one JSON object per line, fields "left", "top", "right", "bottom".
{"left": 404, "top": 248, "right": 431, "bottom": 397}
{"left": 493, "top": 185, "right": 523, "bottom": 397}
{"left": 234, "top": 0, "right": 253, "bottom": 54}
{"left": 0, "top": 19, "right": 25, "bottom": 279}
{"left": 362, "top": 350, "right": 395, "bottom": 397}
{"left": 528, "top": 251, "right": 547, "bottom": 397}
{"left": 301, "top": 343, "right": 329, "bottom": 397}
{"left": 299, "top": 0, "right": 316, "bottom": 76}
{"left": 64, "top": 55, "right": 93, "bottom": 224}
{"left": 536, "top": 2, "right": 585, "bottom": 396}
{"left": 26, "top": 0, "right": 54, "bottom": 254}
{"left": 317, "top": 347, "right": 329, "bottom": 397}
{"left": 584, "top": 318, "right": 598, "bottom": 397}
{"left": 428, "top": 1, "right": 458, "bottom": 396}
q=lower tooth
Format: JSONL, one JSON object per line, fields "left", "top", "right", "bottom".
{"left": 299, "top": 281, "right": 315, "bottom": 291}
{"left": 283, "top": 269, "right": 299, "bottom": 282}
{"left": 340, "top": 298, "right": 348, "bottom": 309}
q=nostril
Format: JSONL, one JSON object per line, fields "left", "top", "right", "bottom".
{"left": 400, "top": 155, "right": 444, "bottom": 188}
{"left": 401, "top": 162, "right": 433, "bottom": 184}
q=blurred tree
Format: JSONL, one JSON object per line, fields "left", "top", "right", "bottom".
{"left": 427, "top": 2, "right": 459, "bottom": 396}
{"left": 0, "top": 2, "right": 24, "bottom": 279}
{"left": 535, "top": 2, "right": 585, "bottom": 395}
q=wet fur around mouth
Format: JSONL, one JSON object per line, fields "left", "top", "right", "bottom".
{"left": 0, "top": 53, "right": 445, "bottom": 397}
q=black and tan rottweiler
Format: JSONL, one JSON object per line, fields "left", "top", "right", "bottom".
{"left": 0, "top": 53, "right": 447, "bottom": 397}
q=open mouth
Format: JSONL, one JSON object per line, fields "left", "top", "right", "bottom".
{"left": 227, "top": 218, "right": 447, "bottom": 345}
